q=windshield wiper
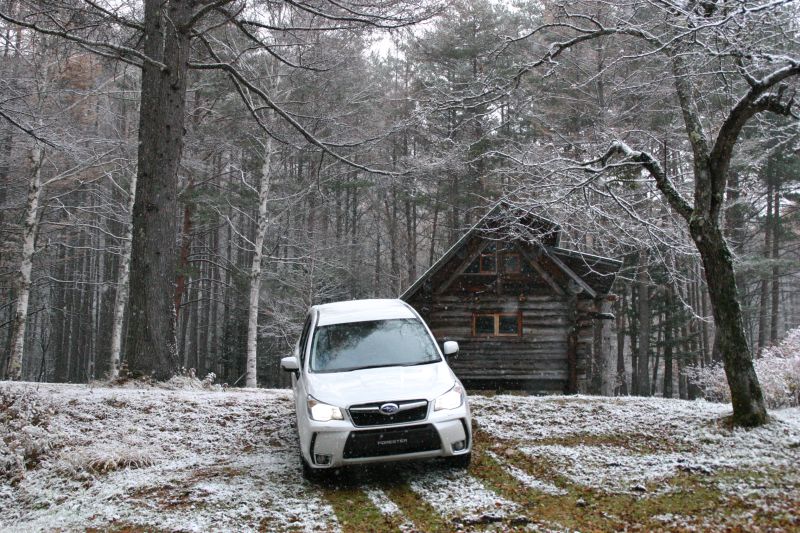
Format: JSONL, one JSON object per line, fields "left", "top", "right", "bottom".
{"left": 316, "top": 359, "right": 439, "bottom": 373}
{"left": 399, "top": 360, "right": 438, "bottom": 367}
{"left": 326, "top": 363, "right": 399, "bottom": 372}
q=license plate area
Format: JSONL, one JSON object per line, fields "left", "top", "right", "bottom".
{"left": 343, "top": 424, "right": 441, "bottom": 459}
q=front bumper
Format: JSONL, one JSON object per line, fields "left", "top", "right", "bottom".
{"left": 302, "top": 404, "right": 472, "bottom": 469}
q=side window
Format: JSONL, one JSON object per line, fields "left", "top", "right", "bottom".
{"left": 298, "top": 315, "right": 313, "bottom": 365}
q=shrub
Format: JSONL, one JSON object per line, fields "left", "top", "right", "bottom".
{"left": 70, "top": 446, "right": 155, "bottom": 475}
{"left": 688, "top": 328, "right": 800, "bottom": 409}
{"left": 160, "top": 368, "right": 221, "bottom": 391}
{"left": 0, "top": 388, "right": 56, "bottom": 484}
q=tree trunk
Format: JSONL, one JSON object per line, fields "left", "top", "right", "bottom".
{"left": 405, "top": 185, "right": 417, "bottom": 285}
{"left": 666, "top": 51, "right": 771, "bottom": 425}
{"left": 108, "top": 172, "right": 137, "bottom": 380}
{"left": 636, "top": 258, "right": 651, "bottom": 396}
{"left": 757, "top": 185, "right": 772, "bottom": 353}
{"left": 388, "top": 187, "right": 399, "bottom": 294}
{"left": 429, "top": 189, "right": 440, "bottom": 268}
{"left": 614, "top": 288, "right": 628, "bottom": 396}
{"left": 651, "top": 306, "right": 661, "bottom": 396}
{"left": 245, "top": 138, "right": 272, "bottom": 388}
{"left": 6, "top": 147, "right": 44, "bottom": 380}
{"left": 663, "top": 286, "right": 674, "bottom": 398}
{"left": 591, "top": 297, "right": 613, "bottom": 395}
{"left": 125, "top": 0, "right": 192, "bottom": 379}
{"left": 689, "top": 220, "right": 767, "bottom": 426}
{"left": 677, "top": 348, "right": 687, "bottom": 400}
{"left": 174, "top": 179, "right": 194, "bottom": 320}
{"left": 629, "top": 281, "right": 639, "bottom": 395}
{"left": 374, "top": 203, "right": 381, "bottom": 296}
{"left": 770, "top": 187, "right": 780, "bottom": 343}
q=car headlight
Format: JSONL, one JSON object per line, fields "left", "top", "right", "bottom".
{"left": 307, "top": 396, "right": 344, "bottom": 422}
{"left": 434, "top": 384, "right": 464, "bottom": 411}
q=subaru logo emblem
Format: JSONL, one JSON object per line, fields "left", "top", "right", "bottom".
{"left": 379, "top": 403, "right": 399, "bottom": 415}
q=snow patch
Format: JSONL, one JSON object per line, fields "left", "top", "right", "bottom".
{"left": 365, "top": 488, "right": 415, "bottom": 531}
{"left": 486, "top": 451, "right": 567, "bottom": 495}
{"left": 408, "top": 465, "right": 517, "bottom": 523}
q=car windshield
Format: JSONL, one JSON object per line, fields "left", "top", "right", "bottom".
{"left": 309, "top": 318, "right": 441, "bottom": 373}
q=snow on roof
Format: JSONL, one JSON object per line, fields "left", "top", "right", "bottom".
{"left": 314, "top": 298, "right": 416, "bottom": 326}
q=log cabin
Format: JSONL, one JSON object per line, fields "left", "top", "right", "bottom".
{"left": 401, "top": 203, "right": 622, "bottom": 394}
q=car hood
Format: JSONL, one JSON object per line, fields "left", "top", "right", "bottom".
{"left": 306, "top": 362, "right": 456, "bottom": 407}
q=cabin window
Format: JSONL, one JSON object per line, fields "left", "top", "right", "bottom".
{"left": 479, "top": 253, "right": 496, "bottom": 273}
{"left": 502, "top": 253, "right": 520, "bottom": 273}
{"left": 474, "top": 314, "right": 495, "bottom": 335}
{"left": 498, "top": 314, "right": 519, "bottom": 335}
{"left": 472, "top": 312, "right": 521, "bottom": 337}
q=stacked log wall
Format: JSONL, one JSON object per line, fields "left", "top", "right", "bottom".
{"left": 410, "top": 291, "right": 598, "bottom": 393}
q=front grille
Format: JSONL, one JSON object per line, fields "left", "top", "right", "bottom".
{"left": 343, "top": 424, "right": 441, "bottom": 459}
{"left": 349, "top": 399, "right": 428, "bottom": 427}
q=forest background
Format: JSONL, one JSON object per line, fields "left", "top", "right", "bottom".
{"left": 0, "top": 0, "right": 798, "bottom": 419}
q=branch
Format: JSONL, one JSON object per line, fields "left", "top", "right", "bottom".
{"left": 183, "top": 0, "right": 236, "bottom": 30}
{"left": 0, "top": 109, "right": 56, "bottom": 147}
{"left": 590, "top": 141, "right": 694, "bottom": 222}
{"left": 188, "top": 58, "right": 398, "bottom": 177}
{"left": 0, "top": 10, "right": 161, "bottom": 69}
{"left": 711, "top": 61, "right": 800, "bottom": 166}
{"left": 222, "top": 13, "right": 327, "bottom": 72}
{"left": 670, "top": 52, "right": 711, "bottom": 163}
{"left": 78, "top": 0, "right": 143, "bottom": 31}
{"left": 281, "top": 0, "right": 440, "bottom": 29}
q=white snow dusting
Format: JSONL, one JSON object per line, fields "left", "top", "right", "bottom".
{"left": 486, "top": 451, "right": 567, "bottom": 495}
{"left": 471, "top": 394, "right": 800, "bottom": 495}
{"left": 2, "top": 382, "right": 799, "bottom": 531}
{"left": 408, "top": 464, "right": 517, "bottom": 525}
{"left": 0, "top": 382, "right": 338, "bottom": 532}
{"left": 365, "top": 488, "right": 415, "bottom": 531}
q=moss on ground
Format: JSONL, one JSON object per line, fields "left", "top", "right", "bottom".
{"left": 321, "top": 484, "right": 401, "bottom": 532}
{"left": 469, "top": 428, "right": 799, "bottom": 532}
{"left": 382, "top": 482, "right": 451, "bottom": 532}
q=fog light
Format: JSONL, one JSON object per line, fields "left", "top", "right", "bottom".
{"left": 314, "top": 454, "right": 332, "bottom": 465}
{"left": 452, "top": 440, "right": 466, "bottom": 452}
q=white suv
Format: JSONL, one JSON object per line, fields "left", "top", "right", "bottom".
{"left": 281, "top": 299, "right": 472, "bottom": 479}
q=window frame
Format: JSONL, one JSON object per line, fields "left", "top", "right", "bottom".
{"left": 479, "top": 252, "right": 497, "bottom": 274}
{"left": 471, "top": 311, "right": 522, "bottom": 337}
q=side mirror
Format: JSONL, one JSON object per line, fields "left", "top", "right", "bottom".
{"left": 443, "top": 341, "right": 459, "bottom": 356}
{"left": 280, "top": 356, "right": 300, "bottom": 372}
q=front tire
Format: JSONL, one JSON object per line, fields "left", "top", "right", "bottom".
{"left": 301, "top": 452, "right": 332, "bottom": 482}
{"left": 444, "top": 452, "right": 471, "bottom": 469}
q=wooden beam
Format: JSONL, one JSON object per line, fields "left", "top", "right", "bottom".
{"left": 435, "top": 238, "right": 492, "bottom": 295}
{"left": 518, "top": 247, "right": 565, "bottom": 296}
{"left": 541, "top": 248, "right": 597, "bottom": 299}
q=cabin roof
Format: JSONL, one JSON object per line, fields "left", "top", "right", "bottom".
{"left": 400, "top": 202, "right": 621, "bottom": 301}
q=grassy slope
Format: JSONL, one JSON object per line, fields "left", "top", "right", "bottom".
{"left": 1, "top": 382, "right": 798, "bottom": 532}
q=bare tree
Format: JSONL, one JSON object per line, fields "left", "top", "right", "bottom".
{"left": 245, "top": 137, "right": 273, "bottom": 387}
{"left": 108, "top": 171, "right": 136, "bottom": 380}
{"left": 5, "top": 146, "right": 44, "bottom": 380}
{"left": 508, "top": 0, "right": 800, "bottom": 425}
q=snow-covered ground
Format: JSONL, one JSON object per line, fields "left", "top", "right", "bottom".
{"left": 2, "top": 382, "right": 799, "bottom": 532}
